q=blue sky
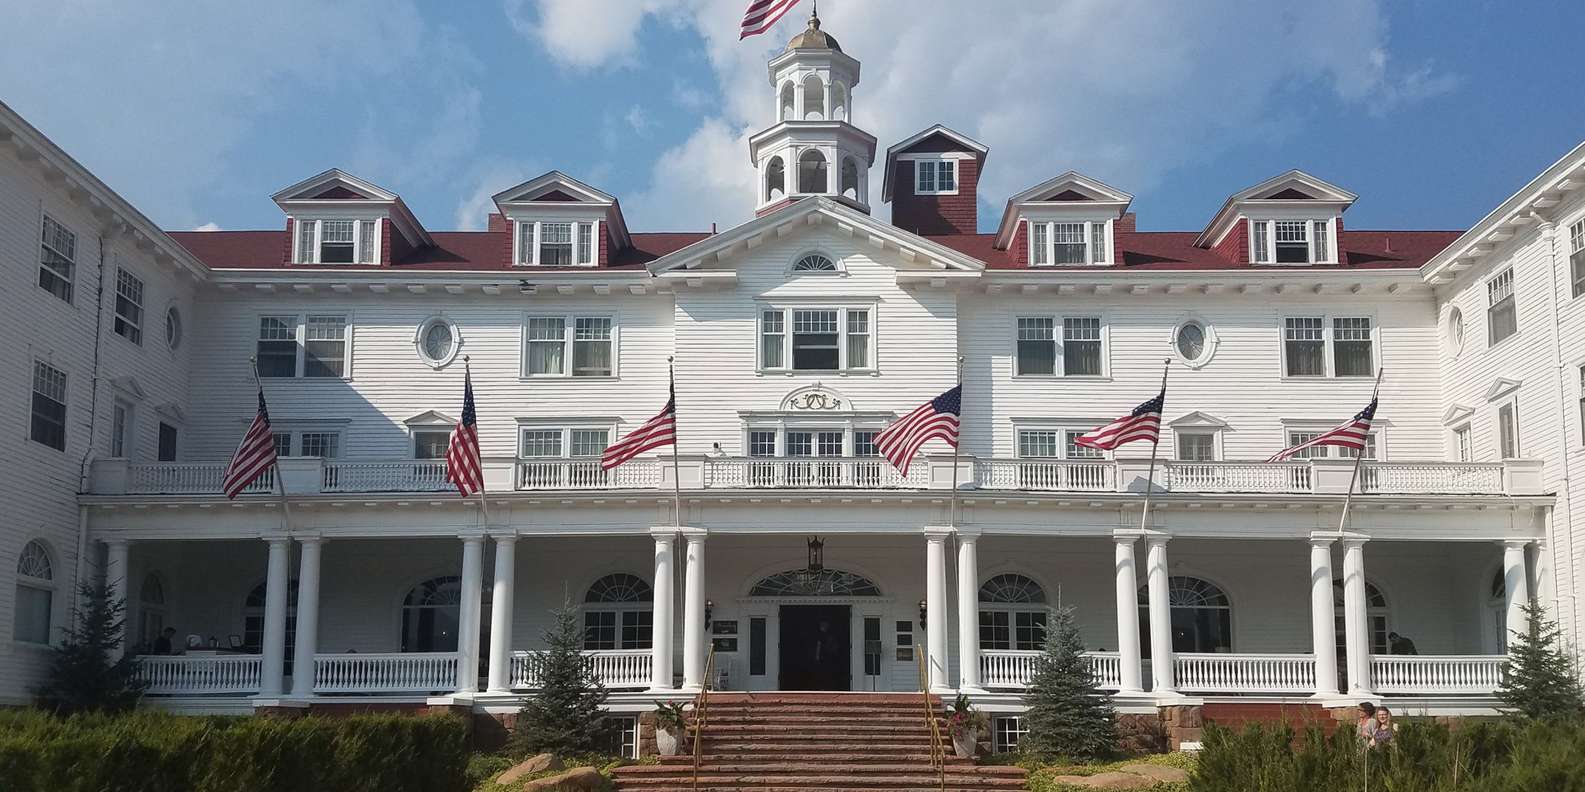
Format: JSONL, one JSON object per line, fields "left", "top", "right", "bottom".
{"left": 2, "top": 0, "right": 1582, "bottom": 236}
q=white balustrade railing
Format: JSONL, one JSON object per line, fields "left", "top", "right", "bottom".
{"left": 312, "top": 652, "right": 458, "bottom": 694}
{"left": 703, "top": 457, "right": 929, "bottom": 489}
{"left": 1372, "top": 654, "right": 1507, "bottom": 695}
{"left": 980, "top": 650, "right": 1123, "bottom": 690}
{"left": 1174, "top": 653, "right": 1317, "bottom": 693}
{"left": 323, "top": 461, "right": 451, "bottom": 493}
{"left": 138, "top": 654, "right": 264, "bottom": 695}
{"left": 975, "top": 460, "right": 1113, "bottom": 492}
{"left": 517, "top": 459, "right": 661, "bottom": 491}
{"left": 127, "top": 463, "right": 274, "bottom": 495}
{"left": 1361, "top": 463, "right": 1504, "bottom": 495}
{"left": 510, "top": 649, "right": 653, "bottom": 689}
{"left": 1166, "top": 462, "right": 1312, "bottom": 494}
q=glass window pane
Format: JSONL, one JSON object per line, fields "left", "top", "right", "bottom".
{"left": 570, "top": 429, "right": 609, "bottom": 457}
{"left": 760, "top": 311, "right": 785, "bottom": 369}
{"left": 576, "top": 222, "right": 594, "bottom": 264}
{"left": 540, "top": 222, "right": 573, "bottom": 266}
{"left": 1031, "top": 223, "right": 1049, "bottom": 266}
{"left": 1332, "top": 317, "right": 1373, "bottom": 376}
{"left": 1016, "top": 317, "right": 1055, "bottom": 375}
{"left": 1274, "top": 220, "right": 1308, "bottom": 263}
{"left": 358, "top": 219, "right": 377, "bottom": 264}
{"left": 791, "top": 310, "right": 839, "bottom": 370}
{"left": 257, "top": 316, "right": 299, "bottom": 377}
{"left": 1090, "top": 222, "right": 1107, "bottom": 263}
{"left": 303, "top": 316, "right": 346, "bottom": 378}
{"left": 1018, "top": 430, "right": 1058, "bottom": 458}
{"left": 1052, "top": 223, "right": 1086, "bottom": 265}
{"left": 1253, "top": 220, "right": 1269, "bottom": 263}
{"left": 1284, "top": 317, "right": 1325, "bottom": 376}
{"left": 572, "top": 317, "right": 613, "bottom": 376}
{"left": 845, "top": 309, "right": 870, "bottom": 369}
{"left": 319, "top": 220, "right": 355, "bottom": 263}
{"left": 14, "top": 586, "right": 52, "bottom": 643}
{"left": 1066, "top": 431, "right": 1103, "bottom": 459}
{"left": 1063, "top": 317, "right": 1102, "bottom": 376}
{"left": 521, "top": 430, "right": 563, "bottom": 458}
{"left": 527, "top": 318, "right": 566, "bottom": 375}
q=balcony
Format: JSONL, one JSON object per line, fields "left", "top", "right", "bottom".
{"left": 88, "top": 455, "right": 1545, "bottom": 498}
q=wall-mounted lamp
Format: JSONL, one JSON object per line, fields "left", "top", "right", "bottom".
{"left": 704, "top": 599, "right": 714, "bottom": 624}
{"left": 918, "top": 599, "right": 928, "bottom": 630}
{"left": 806, "top": 536, "right": 824, "bottom": 574}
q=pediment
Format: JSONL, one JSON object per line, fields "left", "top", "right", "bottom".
{"left": 404, "top": 410, "right": 457, "bottom": 426}
{"left": 155, "top": 402, "right": 187, "bottom": 423}
{"left": 492, "top": 171, "right": 615, "bottom": 206}
{"left": 1484, "top": 377, "right": 1522, "bottom": 402}
{"left": 1240, "top": 170, "right": 1356, "bottom": 204}
{"left": 1167, "top": 410, "right": 1228, "bottom": 429}
{"left": 272, "top": 169, "right": 398, "bottom": 203}
{"left": 1442, "top": 404, "right": 1476, "bottom": 426}
{"left": 1010, "top": 171, "right": 1133, "bottom": 205}
{"left": 110, "top": 376, "right": 145, "bottom": 399}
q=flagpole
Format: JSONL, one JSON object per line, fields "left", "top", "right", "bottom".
{"left": 249, "top": 357, "right": 292, "bottom": 534}
{"left": 669, "top": 356, "right": 683, "bottom": 527}
{"left": 1138, "top": 358, "right": 1171, "bottom": 533}
{"left": 1336, "top": 368, "right": 1385, "bottom": 537}
{"left": 464, "top": 357, "right": 491, "bottom": 528}
{"left": 949, "top": 355, "right": 964, "bottom": 527}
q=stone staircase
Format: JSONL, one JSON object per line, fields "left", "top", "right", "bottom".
{"left": 612, "top": 693, "right": 1028, "bottom": 792}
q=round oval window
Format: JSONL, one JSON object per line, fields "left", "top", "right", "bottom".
{"left": 1448, "top": 308, "right": 1464, "bottom": 354}
{"left": 165, "top": 307, "right": 183, "bottom": 351}
{"left": 1175, "top": 321, "right": 1207, "bottom": 362}
{"left": 419, "top": 320, "right": 456, "bottom": 365}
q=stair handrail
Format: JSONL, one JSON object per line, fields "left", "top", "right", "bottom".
{"left": 691, "top": 645, "right": 716, "bottom": 792}
{"left": 915, "top": 644, "right": 945, "bottom": 792}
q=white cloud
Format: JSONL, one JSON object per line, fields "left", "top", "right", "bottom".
{"left": 625, "top": 105, "right": 654, "bottom": 136}
{"left": 528, "top": 0, "right": 1459, "bottom": 232}
{"left": 191, "top": 222, "right": 223, "bottom": 232}
{"left": 507, "top": 0, "right": 684, "bottom": 70}
{"left": 450, "top": 158, "right": 550, "bottom": 231}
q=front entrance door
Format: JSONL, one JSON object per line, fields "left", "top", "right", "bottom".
{"left": 778, "top": 604, "right": 850, "bottom": 690}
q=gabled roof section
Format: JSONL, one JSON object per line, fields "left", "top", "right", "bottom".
{"left": 647, "top": 197, "right": 985, "bottom": 276}
{"left": 1442, "top": 404, "right": 1476, "bottom": 426}
{"left": 491, "top": 170, "right": 632, "bottom": 249}
{"left": 881, "top": 124, "right": 989, "bottom": 202}
{"left": 1484, "top": 377, "right": 1523, "bottom": 402}
{"left": 1195, "top": 170, "right": 1358, "bottom": 248}
{"left": 404, "top": 410, "right": 457, "bottom": 426}
{"left": 993, "top": 171, "right": 1133, "bottom": 248}
{"left": 1167, "top": 410, "right": 1229, "bottom": 428}
{"left": 271, "top": 168, "right": 433, "bottom": 249}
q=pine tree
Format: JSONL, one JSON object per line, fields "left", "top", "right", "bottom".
{"left": 34, "top": 582, "right": 147, "bottom": 714}
{"left": 1497, "top": 598, "right": 1585, "bottom": 720}
{"left": 1020, "top": 605, "right": 1118, "bottom": 761}
{"left": 510, "top": 597, "right": 611, "bottom": 757}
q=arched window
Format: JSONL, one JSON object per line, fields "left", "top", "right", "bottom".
{"left": 749, "top": 569, "right": 881, "bottom": 597}
{"left": 801, "top": 74, "right": 825, "bottom": 120}
{"left": 1138, "top": 576, "right": 1232, "bottom": 656}
{"left": 1333, "top": 578, "right": 1389, "bottom": 656}
{"left": 243, "top": 579, "right": 297, "bottom": 663}
{"left": 779, "top": 82, "right": 795, "bottom": 122}
{"left": 139, "top": 572, "right": 167, "bottom": 647}
{"left": 765, "top": 156, "right": 786, "bottom": 202}
{"left": 792, "top": 253, "right": 838, "bottom": 272}
{"left": 797, "top": 150, "right": 828, "bottom": 194}
{"left": 840, "top": 158, "right": 859, "bottom": 200}
{"left": 831, "top": 83, "right": 848, "bottom": 122}
{"left": 402, "top": 576, "right": 463, "bottom": 652}
{"left": 979, "top": 574, "right": 1048, "bottom": 651}
{"left": 585, "top": 573, "right": 652, "bottom": 650}
{"left": 14, "top": 540, "right": 54, "bottom": 644}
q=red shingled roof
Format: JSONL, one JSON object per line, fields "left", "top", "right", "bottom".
{"left": 929, "top": 230, "right": 1459, "bottom": 270}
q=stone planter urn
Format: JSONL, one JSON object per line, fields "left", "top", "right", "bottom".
{"left": 656, "top": 727, "right": 683, "bottom": 757}
{"left": 951, "top": 730, "right": 977, "bottom": 759}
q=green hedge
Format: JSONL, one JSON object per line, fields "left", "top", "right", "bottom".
{"left": 0, "top": 709, "right": 470, "bottom": 792}
{"left": 1190, "top": 718, "right": 1585, "bottom": 792}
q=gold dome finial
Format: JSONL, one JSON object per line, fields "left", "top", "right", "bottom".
{"left": 785, "top": 0, "right": 840, "bottom": 51}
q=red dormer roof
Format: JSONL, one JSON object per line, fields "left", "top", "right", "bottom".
{"left": 169, "top": 229, "right": 709, "bottom": 271}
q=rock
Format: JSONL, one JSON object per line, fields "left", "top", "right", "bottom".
{"left": 1120, "top": 763, "right": 1191, "bottom": 783}
{"left": 496, "top": 754, "right": 563, "bottom": 785}
{"left": 519, "top": 766, "right": 603, "bottom": 792}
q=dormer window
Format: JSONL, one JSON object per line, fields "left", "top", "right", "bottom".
{"left": 515, "top": 220, "right": 597, "bottom": 267}
{"left": 1249, "top": 218, "right": 1334, "bottom": 264}
{"left": 294, "top": 218, "right": 379, "bottom": 265}
{"left": 1028, "top": 220, "right": 1111, "bottom": 266}
{"left": 915, "top": 159, "right": 957, "bottom": 195}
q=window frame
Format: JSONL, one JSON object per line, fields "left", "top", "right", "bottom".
{"left": 414, "top": 316, "right": 462, "bottom": 369}
{"left": 291, "top": 218, "right": 381, "bottom": 265}
{"left": 913, "top": 158, "right": 959, "bottom": 196}
{"left": 1280, "top": 313, "right": 1377, "bottom": 379}
{"left": 1486, "top": 268, "right": 1518, "bottom": 347}
{"left": 517, "top": 425, "right": 615, "bottom": 460}
{"left": 757, "top": 304, "right": 877, "bottom": 375}
{"left": 113, "top": 268, "right": 145, "bottom": 345}
{"left": 412, "top": 428, "right": 452, "bottom": 460}
{"left": 1013, "top": 426, "right": 1110, "bottom": 461}
{"left": 254, "top": 312, "right": 353, "bottom": 380}
{"left": 30, "top": 359, "right": 68, "bottom": 452}
{"left": 513, "top": 219, "right": 599, "bottom": 267}
{"left": 1026, "top": 219, "right": 1112, "bottom": 266}
{"left": 1246, "top": 217, "right": 1338, "bottom": 265}
{"left": 268, "top": 427, "right": 346, "bottom": 458}
{"left": 158, "top": 421, "right": 179, "bottom": 462}
{"left": 14, "top": 539, "right": 56, "bottom": 646}
{"left": 1497, "top": 400, "right": 1519, "bottom": 459}
{"left": 1172, "top": 319, "right": 1216, "bottom": 368}
{"left": 788, "top": 250, "right": 843, "bottom": 275}
{"left": 1452, "top": 423, "right": 1473, "bottom": 463}
{"left": 520, "top": 313, "right": 619, "bottom": 379}
{"left": 1012, "top": 314, "right": 1108, "bottom": 378}
{"left": 111, "top": 399, "right": 135, "bottom": 459}
{"left": 39, "top": 214, "right": 77, "bottom": 304}
{"left": 1569, "top": 219, "right": 1585, "bottom": 299}
{"left": 1174, "top": 430, "right": 1220, "bottom": 462}
{"left": 1282, "top": 426, "right": 1382, "bottom": 460}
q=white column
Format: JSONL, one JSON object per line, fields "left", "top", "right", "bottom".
{"left": 104, "top": 539, "right": 131, "bottom": 660}
{"left": 456, "top": 536, "right": 485, "bottom": 693}
{"left": 650, "top": 530, "right": 677, "bottom": 691}
{"left": 925, "top": 529, "right": 950, "bottom": 691}
{"left": 1113, "top": 536, "right": 1143, "bottom": 694}
{"left": 486, "top": 535, "right": 517, "bottom": 693}
{"left": 1502, "top": 539, "right": 1532, "bottom": 643}
{"left": 1341, "top": 538, "right": 1371, "bottom": 695}
{"left": 289, "top": 538, "right": 324, "bottom": 697}
{"left": 258, "top": 538, "right": 292, "bottom": 697}
{"left": 1145, "top": 537, "right": 1176, "bottom": 695}
{"left": 682, "top": 530, "right": 708, "bottom": 691}
{"left": 956, "top": 531, "right": 982, "bottom": 691}
{"left": 1309, "top": 539, "right": 1340, "bottom": 697}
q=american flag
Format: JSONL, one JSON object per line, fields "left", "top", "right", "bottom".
{"left": 445, "top": 365, "right": 484, "bottom": 497}
{"left": 1269, "top": 397, "right": 1378, "bottom": 462}
{"left": 739, "top": 0, "right": 803, "bottom": 39}
{"left": 222, "top": 390, "right": 279, "bottom": 499}
{"left": 1076, "top": 389, "right": 1165, "bottom": 451}
{"left": 602, "top": 380, "right": 677, "bottom": 470}
{"left": 874, "top": 386, "right": 961, "bottom": 476}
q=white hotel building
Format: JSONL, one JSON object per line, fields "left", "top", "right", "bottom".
{"left": 4, "top": 15, "right": 1585, "bottom": 741}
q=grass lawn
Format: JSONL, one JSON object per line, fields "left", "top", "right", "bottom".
{"left": 1018, "top": 752, "right": 1197, "bottom": 791}
{"left": 467, "top": 753, "right": 652, "bottom": 791}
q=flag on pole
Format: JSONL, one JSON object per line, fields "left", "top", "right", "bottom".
{"left": 222, "top": 390, "right": 279, "bottom": 499}
{"left": 1268, "top": 397, "right": 1378, "bottom": 462}
{"left": 1075, "top": 389, "right": 1165, "bottom": 451}
{"left": 446, "top": 365, "right": 485, "bottom": 496}
{"left": 874, "top": 386, "right": 961, "bottom": 476}
{"left": 603, "top": 380, "right": 677, "bottom": 470}
{"left": 739, "top": 0, "right": 803, "bottom": 39}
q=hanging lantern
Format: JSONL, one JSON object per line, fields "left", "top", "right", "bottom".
{"left": 806, "top": 536, "right": 825, "bottom": 574}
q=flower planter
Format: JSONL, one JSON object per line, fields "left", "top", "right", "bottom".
{"left": 656, "top": 727, "right": 683, "bottom": 757}
{"left": 952, "top": 731, "right": 977, "bottom": 759}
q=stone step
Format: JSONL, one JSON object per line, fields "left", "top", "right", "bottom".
{"left": 702, "top": 693, "right": 938, "bottom": 706}
{"left": 619, "top": 764, "right": 1025, "bottom": 777}
{"left": 702, "top": 722, "right": 933, "bottom": 734}
{"left": 613, "top": 776, "right": 1025, "bottom": 790}
{"left": 653, "top": 755, "right": 976, "bottom": 766}
{"left": 700, "top": 713, "right": 939, "bottom": 726}
{"left": 617, "top": 787, "right": 1016, "bottom": 792}
{"left": 698, "top": 742, "right": 941, "bottom": 754}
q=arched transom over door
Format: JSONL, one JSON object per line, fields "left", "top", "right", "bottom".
{"left": 401, "top": 576, "right": 463, "bottom": 652}
{"left": 979, "top": 573, "right": 1048, "bottom": 651}
{"left": 1138, "top": 576, "right": 1232, "bottom": 656}
{"left": 749, "top": 569, "right": 881, "bottom": 598}
{"left": 584, "top": 573, "right": 653, "bottom": 650}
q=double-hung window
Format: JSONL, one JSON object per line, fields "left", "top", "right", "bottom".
{"left": 518, "top": 426, "right": 612, "bottom": 487}
{"left": 1014, "top": 428, "right": 1107, "bottom": 489}
{"left": 30, "top": 361, "right": 68, "bottom": 451}
{"left": 39, "top": 215, "right": 76, "bottom": 303}
{"left": 1570, "top": 220, "right": 1585, "bottom": 299}
{"left": 111, "top": 400, "right": 134, "bottom": 458}
{"left": 113, "top": 269, "right": 145, "bottom": 344}
{"left": 270, "top": 431, "right": 342, "bottom": 458}
{"left": 524, "top": 315, "right": 616, "bottom": 377}
{"left": 1286, "top": 430, "right": 1378, "bottom": 460}
{"left": 1498, "top": 402, "right": 1519, "bottom": 459}
{"left": 915, "top": 159, "right": 957, "bottom": 194}
{"left": 1027, "top": 220, "right": 1111, "bottom": 266}
{"left": 760, "top": 306, "right": 874, "bottom": 373}
{"left": 1282, "top": 316, "right": 1372, "bottom": 377}
{"left": 256, "top": 314, "right": 351, "bottom": 378}
{"left": 158, "top": 422, "right": 179, "bottom": 462}
{"left": 1331, "top": 317, "right": 1374, "bottom": 376}
{"left": 1015, "top": 315, "right": 1105, "bottom": 377}
{"left": 515, "top": 220, "right": 597, "bottom": 266}
{"left": 1248, "top": 218, "right": 1335, "bottom": 264}
{"left": 1175, "top": 433, "right": 1217, "bottom": 462}
{"left": 1453, "top": 424, "right": 1472, "bottom": 462}
{"left": 1487, "top": 268, "right": 1518, "bottom": 345}
{"left": 293, "top": 219, "right": 379, "bottom": 264}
